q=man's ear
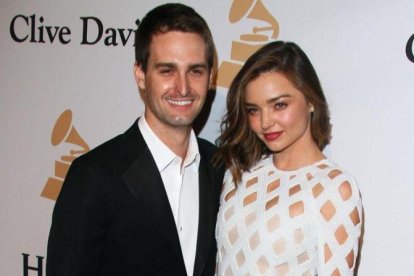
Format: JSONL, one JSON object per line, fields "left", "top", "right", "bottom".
{"left": 134, "top": 63, "right": 146, "bottom": 90}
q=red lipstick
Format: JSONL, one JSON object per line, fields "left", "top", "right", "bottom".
{"left": 263, "top": 131, "right": 282, "bottom": 141}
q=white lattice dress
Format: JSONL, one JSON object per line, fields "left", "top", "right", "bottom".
{"left": 216, "top": 156, "right": 362, "bottom": 276}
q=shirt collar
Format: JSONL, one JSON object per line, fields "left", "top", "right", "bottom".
{"left": 138, "top": 116, "right": 200, "bottom": 172}
{"left": 184, "top": 130, "right": 200, "bottom": 168}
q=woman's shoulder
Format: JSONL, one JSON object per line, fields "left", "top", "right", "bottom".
{"left": 309, "top": 159, "right": 355, "bottom": 180}
{"left": 310, "top": 159, "right": 361, "bottom": 200}
{"left": 242, "top": 155, "right": 276, "bottom": 181}
{"left": 222, "top": 155, "right": 273, "bottom": 187}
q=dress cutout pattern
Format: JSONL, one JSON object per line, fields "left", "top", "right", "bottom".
{"left": 216, "top": 157, "right": 362, "bottom": 276}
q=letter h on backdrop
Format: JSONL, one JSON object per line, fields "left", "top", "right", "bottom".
{"left": 22, "top": 253, "right": 44, "bottom": 276}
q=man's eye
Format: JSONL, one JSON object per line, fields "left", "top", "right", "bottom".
{"left": 191, "top": 68, "right": 205, "bottom": 76}
{"left": 160, "top": 69, "right": 172, "bottom": 74}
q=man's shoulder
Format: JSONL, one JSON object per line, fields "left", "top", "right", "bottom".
{"left": 197, "top": 136, "right": 224, "bottom": 175}
{"left": 72, "top": 133, "right": 123, "bottom": 171}
{"left": 73, "top": 122, "right": 140, "bottom": 170}
{"left": 197, "top": 137, "right": 217, "bottom": 157}
{"left": 87, "top": 133, "right": 124, "bottom": 157}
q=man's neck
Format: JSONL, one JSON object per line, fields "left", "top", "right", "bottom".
{"left": 147, "top": 122, "right": 192, "bottom": 159}
{"left": 162, "top": 128, "right": 191, "bottom": 159}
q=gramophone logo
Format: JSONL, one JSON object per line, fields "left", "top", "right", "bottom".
{"left": 216, "top": 0, "right": 279, "bottom": 88}
{"left": 41, "top": 109, "right": 90, "bottom": 200}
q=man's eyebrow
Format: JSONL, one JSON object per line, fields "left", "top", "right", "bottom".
{"left": 154, "top": 62, "right": 176, "bottom": 69}
{"left": 189, "top": 63, "right": 208, "bottom": 70}
{"left": 154, "top": 62, "right": 208, "bottom": 71}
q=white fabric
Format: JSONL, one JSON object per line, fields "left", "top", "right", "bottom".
{"left": 138, "top": 116, "right": 200, "bottom": 276}
{"left": 216, "top": 156, "right": 362, "bottom": 276}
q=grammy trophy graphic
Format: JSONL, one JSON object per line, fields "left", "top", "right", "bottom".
{"left": 41, "top": 109, "right": 90, "bottom": 200}
{"left": 217, "top": 0, "right": 279, "bottom": 88}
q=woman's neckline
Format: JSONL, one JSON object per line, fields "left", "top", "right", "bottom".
{"left": 270, "top": 156, "right": 329, "bottom": 174}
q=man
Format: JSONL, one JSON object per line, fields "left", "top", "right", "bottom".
{"left": 47, "top": 3, "right": 223, "bottom": 275}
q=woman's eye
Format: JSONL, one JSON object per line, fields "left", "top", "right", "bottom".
{"left": 274, "top": 102, "right": 287, "bottom": 110}
{"left": 246, "top": 108, "right": 258, "bottom": 115}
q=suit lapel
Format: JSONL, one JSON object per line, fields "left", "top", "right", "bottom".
{"left": 119, "top": 122, "right": 220, "bottom": 276}
{"left": 193, "top": 154, "right": 217, "bottom": 276}
{"left": 121, "top": 123, "right": 185, "bottom": 268}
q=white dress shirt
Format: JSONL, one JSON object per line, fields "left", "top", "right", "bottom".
{"left": 138, "top": 116, "right": 199, "bottom": 276}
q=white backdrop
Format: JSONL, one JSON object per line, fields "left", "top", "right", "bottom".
{"left": 1, "top": 0, "right": 414, "bottom": 275}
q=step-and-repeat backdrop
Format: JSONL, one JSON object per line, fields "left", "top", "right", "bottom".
{"left": 1, "top": 0, "right": 413, "bottom": 275}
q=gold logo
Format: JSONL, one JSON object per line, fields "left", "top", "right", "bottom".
{"left": 216, "top": 0, "right": 279, "bottom": 88}
{"left": 41, "top": 109, "right": 90, "bottom": 200}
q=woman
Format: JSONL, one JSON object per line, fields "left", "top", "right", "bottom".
{"left": 215, "top": 41, "right": 362, "bottom": 275}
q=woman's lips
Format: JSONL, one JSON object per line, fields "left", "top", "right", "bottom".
{"left": 263, "top": 131, "right": 283, "bottom": 141}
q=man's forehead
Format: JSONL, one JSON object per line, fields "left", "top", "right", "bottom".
{"left": 147, "top": 32, "right": 208, "bottom": 65}
{"left": 150, "top": 31, "right": 205, "bottom": 47}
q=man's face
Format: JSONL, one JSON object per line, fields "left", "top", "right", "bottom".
{"left": 135, "top": 31, "right": 211, "bottom": 133}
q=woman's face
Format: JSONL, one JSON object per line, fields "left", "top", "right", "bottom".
{"left": 245, "top": 71, "right": 314, "bottom": 154}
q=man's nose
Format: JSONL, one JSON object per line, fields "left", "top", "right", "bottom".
{"left": 174, "top": 73, "right": 190, "bottom": 96}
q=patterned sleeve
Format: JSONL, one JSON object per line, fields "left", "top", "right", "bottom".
{"left": 313, "top": 167, "right": 363, "bottom": 275}
{"left": 215, "top": 169, "right": 233, "bottom": 276}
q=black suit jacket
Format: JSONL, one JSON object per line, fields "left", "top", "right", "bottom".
{"left": 47, "top": 121, "right": 224, "bottom": 276}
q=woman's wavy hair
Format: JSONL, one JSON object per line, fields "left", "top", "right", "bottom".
{"left": 214, "top": 41, "right": 331, "bottom": 185}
